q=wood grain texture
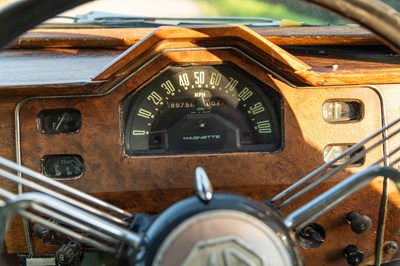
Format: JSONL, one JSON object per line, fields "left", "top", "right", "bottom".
{"left": 14, "top": 46, "right": 388, "bottom": 266}
{"left": 92, "top": 25, "right": 315, "bottom": 85}
{"left": 88, "top": 25, "right": 400, "bottom": 86}
{"left": 1, "top": 36, "right": 400, "bottom": 88}
{"left": 0, "top": 49, "right": 121, "bottom": 86}
{"left": 9, "top": 26, "right": 379, "bottom": 49}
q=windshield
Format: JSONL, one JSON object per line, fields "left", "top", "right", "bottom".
{"left": 61, "top": 0, "right": 349, "bottom": 25}
{"left": 1, "top": 0, "right": 400, "bottom": 26}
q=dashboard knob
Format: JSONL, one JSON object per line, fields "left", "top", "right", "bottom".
{"left": 346, "top": 211, "right": 372, "bottom": 234}
{"left": 32, "top": 223, "right": 49, "bottom": 239}
{"left": 344, "top": 245, "right": 364, "bottom": 265}
{"left": 55, "top": 241, "right": 82, "bottom": 265}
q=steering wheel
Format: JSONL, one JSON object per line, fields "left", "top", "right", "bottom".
{"left": 1, "top": 0, "right": 400, "bottom": 265}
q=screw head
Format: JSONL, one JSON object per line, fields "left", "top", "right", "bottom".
{"left": 383, "top": 241, "right": 398, "bottom": 255}
{"left": 197, "top": 120, "right": 206, "bottom": 128}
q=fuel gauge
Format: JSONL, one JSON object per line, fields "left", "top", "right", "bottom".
{"left": 38, "top": 109, "right": 81, "bottom": 134}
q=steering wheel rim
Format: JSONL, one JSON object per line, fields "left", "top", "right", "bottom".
{"left": 306, "top": 0, "right": 400, "bottom": 53}
{"left": 0, "top": 0, "right": 91, "bottom": 48}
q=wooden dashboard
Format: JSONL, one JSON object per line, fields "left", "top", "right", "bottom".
{"left": 1, "top": 25, "right": 400, "bottom": 265}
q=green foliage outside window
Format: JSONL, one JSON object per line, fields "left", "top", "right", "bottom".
{"left": 196, "top": 0, "right": 400, "bottom": 25}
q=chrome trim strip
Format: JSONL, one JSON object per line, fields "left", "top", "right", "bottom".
{"left": 369, "top": 85, "right": 390, "bottom": 266}
{"left": 14, "top": 95, "right": 33, "bottom": 255}
{"left": 284, "top": 166, "right": 400, "bottom": 230}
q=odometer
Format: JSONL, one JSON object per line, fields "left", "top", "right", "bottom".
{"left": 123, "top": 64, "right": 283, "bottom": 155}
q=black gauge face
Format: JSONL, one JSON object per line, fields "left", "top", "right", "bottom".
{"left": 42, "top": 155, "right": 84, "bottom": 178}
{"left": 124, "top": 64, "right": 282, "bottom": 155}
{"left": 38, "top": 109, "right": 81, "bottom": 134}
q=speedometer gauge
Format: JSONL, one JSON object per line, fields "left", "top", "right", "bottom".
{"left": 123, "top": 64, "right": 283, "bottom": 155}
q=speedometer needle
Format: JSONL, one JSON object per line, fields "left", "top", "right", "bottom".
{"left": 55, "top": 113, "right": 67, "bottom": 131}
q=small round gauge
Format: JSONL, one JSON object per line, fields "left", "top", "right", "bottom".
{"left": 42, "top": 155, "right": 84, "bottom": 179}
{"left": 123, "top": 64, "right": 283, "bottom": 155}
{"left": 38, "top": 109, "right": 81, "bottom": 134}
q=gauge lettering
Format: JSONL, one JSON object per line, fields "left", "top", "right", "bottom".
{"left": 238, "top": 87, "right": 253, "bottom": 101}
{"left": 210, "top": 73, "right": 222, "bottom": 86}
{"left": 257, "top": 120, "right": 272, "bottom": 134}
{"left": 169, "top": 101, "right": 195, "bottom": 108}
{"left": 249, "top": 102, "right": 265, "bottom": 115}
{"left": 161, "top": 80, "right": 175, "bottom": 95}
{"left": 147, "top": 91, "right": 163, "bottom": 105}
{"left": 183, "top": 135, "right": 221, "bottom": 141}
{"left": 132, "top": 130, "right": 147, "bottom": 135}
{"left": 194, "top": 71, "right": 205, "bottom": 85}
{"left": 179, "top": 73, "right": 190, "bottom": 87}
{"left": 205, "top": 99, "right": 225, "bottom": 107}
{"left": 194, "top": 92, "right": 206, "bottom": 98}
{"left": 225, "top": 77, "right": 238, "bottom": 92}
{"left": 138, "top": 108, "right": 153, "bottom": 119}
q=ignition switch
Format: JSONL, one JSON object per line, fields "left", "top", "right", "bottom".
{"left": 297, "top": 223, "right": 325, "bottom": 249}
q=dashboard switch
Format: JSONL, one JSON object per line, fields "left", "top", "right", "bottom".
{"left": 346, "top": 211, "right": 372, "bottom": 234}
{"left": 322, "top": 101, "right": 362, "bottom": 123}
{"left": 55, "top": 241, "right": 82, "bottom": 265}
{"left": 323, "top": 145, "right": 365, "bottom": 166}
{"left": 344, "top": 245, "right": 364, "bottom": 265}
{"left": 32, "top": 223, "right": 49, "bottom": 239}
{"left": 297, "top": 223, "right": 325, "bottom": 249}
